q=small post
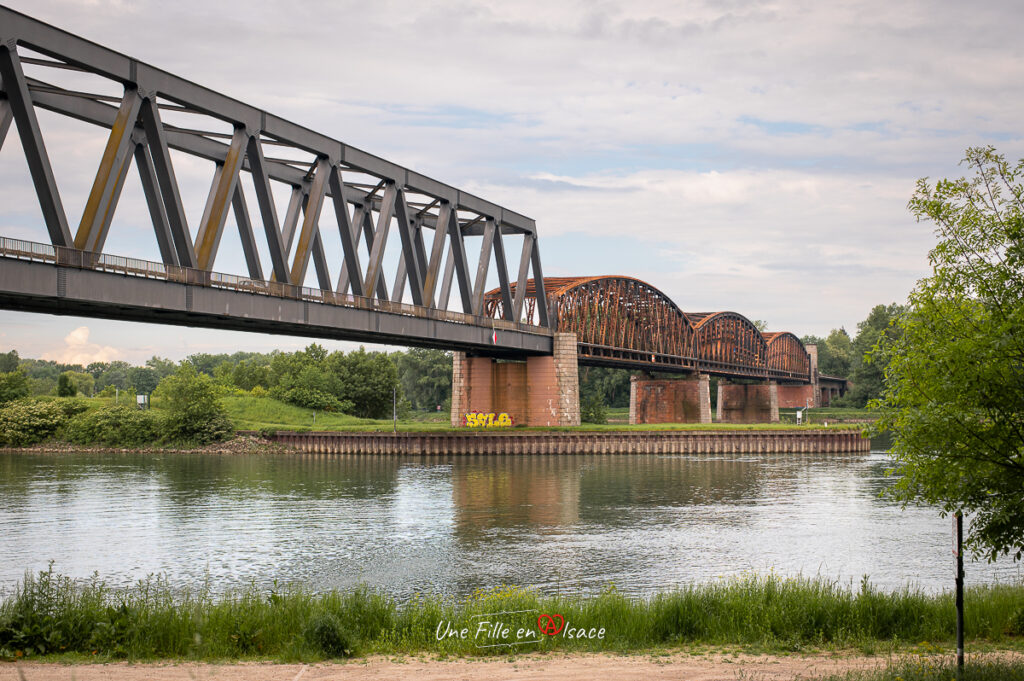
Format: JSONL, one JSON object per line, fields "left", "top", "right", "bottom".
{"left": 393, "top": 386, "right": 397, "bottom": 434}
{"left": 954, "top": 511, "right": 964, "bottom": 676}
{"left": 312, "top": 410, "right": 316, "bottom": 427}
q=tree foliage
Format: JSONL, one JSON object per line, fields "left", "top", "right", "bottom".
{"left": 875, "top": 147, "right": 1024, "bottom": 561}
{"left": 154, "top": 364, "right": 233, "bottom": 444}
{"left": 393, "top": 348, "right": 451, "bottom": 411}
{"left": 0, "top": 371, "right": 30, "bottom": 405}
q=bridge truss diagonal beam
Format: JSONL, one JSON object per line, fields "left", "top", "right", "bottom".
{"left": 0, "top": 5, "right": 552, "bottom": 350}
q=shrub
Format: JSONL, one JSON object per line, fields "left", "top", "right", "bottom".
{"left": 64, "top": 405, "right": 163, "bottom": 447}
{"left": 580, "top": 394, "right": 607, "bottom": 424}
{"left": 0, "top": 400, "right": 67, "bottom": 446}
{"left": 303, "top": 613, "right": 354, "bottom": 658}
{"left": 269, "top": 385, "right": 346, "bottom": 412}
{"left": 250, "top": 385, "right": 269, "bottom": 398}
{"left": 154, "top": 365, "right": 233, "bottom": 444}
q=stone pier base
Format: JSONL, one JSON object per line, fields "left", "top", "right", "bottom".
{"left": 629, "top": 374, "right": 711, "bottom": 424}
{"left": 776, "top": 383, "right": 816, "bottom": 409}
{"left": 716, "top": 381, "right": 780, "bottom": 423}
{"left": 451, "top": 333, "right": 580, "bottom": 427}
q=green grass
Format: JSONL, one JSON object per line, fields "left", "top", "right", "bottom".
{"left": 2, "top": 568, "right": 1021, "bottom": 662}
{"left": 219, "top": 395, "right": 865, "bottom": 434}
{"left": 813, "top": 655, "right": 1024, "bottom": 680}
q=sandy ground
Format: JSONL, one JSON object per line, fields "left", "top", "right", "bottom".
{"left": 0, "top": 652, "right": 890, "bottom": 681}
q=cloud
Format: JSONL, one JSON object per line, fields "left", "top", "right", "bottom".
{"left": 42, "top": 326, "right": 120, "bottom": 366}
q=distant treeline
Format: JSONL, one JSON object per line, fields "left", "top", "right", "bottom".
{"left": 0, "top": 345, "right": 453, "bottom": 418}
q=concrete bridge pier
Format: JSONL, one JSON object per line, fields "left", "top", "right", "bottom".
{"left": 716, "top": 380, "right": 780, "bottom": 423}
{"left": 451, "top": 333, "right": 581, "bottom": 427}
{"left": 629, "top": 374, "right": 711, "bottom": 424}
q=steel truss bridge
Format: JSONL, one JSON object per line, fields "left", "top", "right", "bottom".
{"left": 0, "top": 7, "right": 550, "bottom": 356}
{"left": 0, "top": 8, "right": 811, "bottom": 384}
{"left": 485, "top": 277, "right": 812, "bottom": 382}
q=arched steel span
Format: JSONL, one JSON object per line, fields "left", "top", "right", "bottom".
{"left": 688, "top": 311, "right": 768, "bottom": 379}
{"left": 485, "top": 277, "right": 812, "bottom": 381}
{"left": 763, "top": 332, "right": 812, "bottom": 381}
{"left": 484, "top": 276, "right": 698, "bottom": 370}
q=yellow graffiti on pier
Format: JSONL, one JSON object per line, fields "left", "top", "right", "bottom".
{"left": 464, "top": 413, "right": 513, "bottom": 427}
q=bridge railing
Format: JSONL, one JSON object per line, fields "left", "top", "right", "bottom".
{"left": 0, "top": 236, "right": 548, "bottom": 336}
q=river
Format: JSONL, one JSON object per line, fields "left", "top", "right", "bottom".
{"left": 0, "top": 450, "right": 1019, "bottom": 598}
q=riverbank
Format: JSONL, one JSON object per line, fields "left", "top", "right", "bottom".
{"left": 2, "top": 569, "right": 1021, "bottom": 664}
{"left": 264, "top": 427, "right": 869, "bottom": 454}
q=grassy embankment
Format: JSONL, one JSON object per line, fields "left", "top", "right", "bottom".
{"left": 219, "top": 395, "right": 868, "bottom": 433}
{"left": 1, "top": 568, "right": 1021, "bottom": 663}
{"left": 816, "top": 656, "right": 1024, "bottom": 680}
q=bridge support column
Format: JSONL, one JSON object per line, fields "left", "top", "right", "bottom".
{"left": 776, "top": 383, "right": 816, "bottom": 409}
{"left": 716, "top": 380, "right": 779, "bottom": 423}
{"left": 451, "top": 333, "right": 580, "bottom": 427}
{"left": 629, "top": 374, "right": 711, "bottom": 424}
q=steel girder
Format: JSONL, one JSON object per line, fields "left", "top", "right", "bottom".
{"left": 0, "top": 7, "right": 550, "bottom": 343}
{"left": 485, "top": 277, "right": 813, "bottom": 382}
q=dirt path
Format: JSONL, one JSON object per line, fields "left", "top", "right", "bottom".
{"left": 1, "top": 652, "right": 888, "bottom": 681}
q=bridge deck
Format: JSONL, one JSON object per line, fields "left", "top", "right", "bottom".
{"left": 0, "top": 238, "right": 552, "bottom": 356}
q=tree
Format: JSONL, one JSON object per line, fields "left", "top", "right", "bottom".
{"left": 393, "top": 349, "right": 451, "bottom": 410}
{"left": 0, "top": 370, "right": 30, "bottom": 405}
{"left": 128, "top": 366, "right": 160, "bottom": 395}
{"left": 875, "top": 146, "right": 1024, "bottom": 561}
{"left": 64, "top": 371, "right": 94, "bottom": 397}
{"left": 822, "top": 328, "right": 854, "bottom": 377}
{"left": 0, "top": 350, "right": 19, "bottom": 373}
{"left": 330, "top": 347, "right": 399, "bottom": 419}
{"left": 843, "top": 304, "right": 905, "bottom": 407}
{"left": 56, "top": 372, "right": 76, "bottom": 397}
{"left": 154, "top": 364, "right": 233, "bottom": 444}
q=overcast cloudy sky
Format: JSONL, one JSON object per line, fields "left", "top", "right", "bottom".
{"left": 1, "top": 0, "right": 1022, "bottom": 365}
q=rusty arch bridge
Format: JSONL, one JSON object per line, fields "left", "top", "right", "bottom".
{"left": 0, "top": 8, "right": 840, "bottom": 426}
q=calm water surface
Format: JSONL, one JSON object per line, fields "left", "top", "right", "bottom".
{"left": 0, "top": 450, "right": 1019, "bottom": 598}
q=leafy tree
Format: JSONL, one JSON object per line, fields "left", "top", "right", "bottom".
{"left": 330, "top": 347, "right": 399, "bottom": 419}
{"left": 96, "top": 361, "right": 132, "bottom": 392}
{"left": 145, "top": 356, "right": 178, "bottom": 380}
{"left": 875, "top": 146, "right": 1024, "bottom": 561}
{"left": 393, "top": 348, "right": 451, "bottom": 410}
{"left": 579, "top": 366, "right": 632, "bottom": 408}
{"left": 128, "top": 366, "right": 160, "bottom": 395}
{"left": 0, "top": 370, "right": 30, "bottom": 405}
{"left": 56, "top": 373, "right": 76, "bottom": 397}
{"left": 0, "top": 350, "right": 19, "bottom": 373}
{"left": 843, "top": 303, "right": 905, "bottom": 407}
{"left": 231, "top": 360, "right": 271, "bottom": 391}
{"left": 154, "top": 364, "right": 233, "bottom": 444}
{"left": 63, "top": 371, "right": 94, "bottom": 397}
{"left": 85, "top": 361, "right": 109, "bottom": 379}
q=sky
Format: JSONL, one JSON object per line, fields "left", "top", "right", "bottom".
{"left": 1, "top": 0, "right": 1022, "bottom": 365}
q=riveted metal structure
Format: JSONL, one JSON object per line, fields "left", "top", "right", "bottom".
{"left": 763, "top": 332, "right": 812, "bottom": 381}
{"left": 486, "top": 278, "right": 812, "bottom": 382}
{"left": 0, "top": 7, "right": 551, "bottom": 355}
{"left": 688, "top": 312, "right": 767, "bottom": 378}
{"left": 485, "top": 276, "right": 697, "bottom": 368}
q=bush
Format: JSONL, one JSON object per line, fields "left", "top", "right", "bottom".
{"left": 580, "top": 394, "right": 607, "bottom": 424}
{"left": 303, "top": 613, "right": 354, "bottom": 658}
{"left": 269, "top": 385, "right": 347, "bottom": 412}
{"left": 154, "top": 364, "right": 233, "bottom": 444}
{"left": 64, "top": 405, "right": 163, "bottom": 447}
{"left": 0, "top": 400, "right": 67, "bottom": 446}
